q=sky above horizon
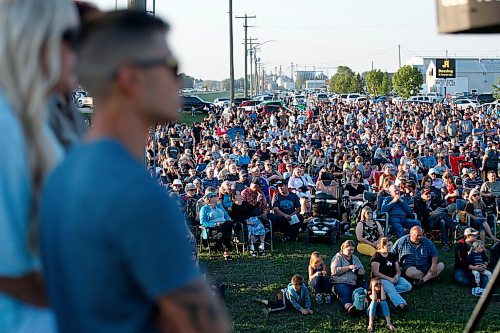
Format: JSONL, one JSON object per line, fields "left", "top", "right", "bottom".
{"left": 88, "top": 0, "right": 500, "bottom": 81}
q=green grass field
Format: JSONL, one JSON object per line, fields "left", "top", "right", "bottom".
{"left": 200, "top": 236, "right": 499, "bottom": 333}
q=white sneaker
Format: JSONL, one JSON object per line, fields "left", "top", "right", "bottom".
{"left": 315, "top": 294, "right": 323, "bottom": 304}
{"left": 325, "top": 294, "right": 332, "bottom": 304}
{"left": 472, "top": 287, "right": 482, "bottom": 297}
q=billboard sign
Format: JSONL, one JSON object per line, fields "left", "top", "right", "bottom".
{"left": 436, "top": 58, "right": 456, "bottom": 78}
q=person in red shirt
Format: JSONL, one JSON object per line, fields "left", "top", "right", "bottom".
{"left": 442, "top": 173, "right": 459, "bottom": 205}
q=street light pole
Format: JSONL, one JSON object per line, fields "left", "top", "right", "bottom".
{"left": 228, "top": 0, "right": 235, "bottom": 106}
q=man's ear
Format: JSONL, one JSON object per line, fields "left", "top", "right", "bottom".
{"left": 115, "top": 66, "right": 143, "bottom": 98}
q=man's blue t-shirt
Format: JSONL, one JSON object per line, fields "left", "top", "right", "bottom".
{"left": 40, "top": 140, "right": 199, "bottom": 333}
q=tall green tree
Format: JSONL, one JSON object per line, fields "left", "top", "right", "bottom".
{"left": 365, "top": 70, "right": 383, "bottom": 95}
{"left": 392, "top": 65, "right": 423, "bottom": 98}
{"left": 295, "top": 76, "right": 306, "bottom": 90}
{"left": 179, "top": 73, "right": 195, "bottom": 88}
{"left": 329, "top": 66, "right": 362, "bottom": 93}
{"left": 365, "top": 70, "right": 392, "bottom": 96}
{"left": 380, "top": 72, "right": 393, "bottom": 96}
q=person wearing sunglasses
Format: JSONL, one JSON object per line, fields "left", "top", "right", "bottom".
{"left": 0, "top": 0, "right": 81, "bottom": 332}
{"left": 39, "top": 10, "right": 229, "bottom": 333}
{"left": 464, "top": 189, "right": 499, "bottom": 243}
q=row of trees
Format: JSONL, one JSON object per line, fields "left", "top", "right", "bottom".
{"left": 329, "top": 65, "right": 423, "bottom": 98}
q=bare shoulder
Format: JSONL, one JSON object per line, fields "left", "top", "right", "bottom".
{"left": 156, "top": 278, "right": 231, "bottom": 333}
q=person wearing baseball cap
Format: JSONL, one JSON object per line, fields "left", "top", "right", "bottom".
{"left": 453, "top": 227, "right": 489, "bottom": 288}
{"left": 428, "top": 168, "right": 444, "bottom": 190}
{"left": 171, "top": 179, "right": 184, "bottom": 194}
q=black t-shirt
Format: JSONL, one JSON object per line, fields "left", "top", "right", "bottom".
{"left": 371, "top": 252, "right": 398, "bottom": 278}
{"left": 345, "top": 183, "right": 364, "bottom": 197}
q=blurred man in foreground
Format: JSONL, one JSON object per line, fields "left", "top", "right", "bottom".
{"left": 40, "top": 10, "right": 229, "bottom": 333}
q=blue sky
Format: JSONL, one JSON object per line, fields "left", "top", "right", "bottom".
{"left": 88, "top": 0, "right": 500, "bottom": 80}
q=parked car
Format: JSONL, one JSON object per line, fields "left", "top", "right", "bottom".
{"left": 213, "top": 98, "right": 230, "bottom": 108}
{"left": 373, "top": 96, "right": 387, "bottom": 103}
{"left": 239, "top": 100, "right": 260, "bottom": 112}
{"left": 182, "top": 95, "right": 214, "bottom": 112}
{"left": 354, "top": 96, "right": 368, "bottom": 103}
{"left": 406, "top": 96, "right": 431, "bottom": 103}
{"left": 425, "top": 92, "right": 444, "bottom": 103}
{"left": 342, "top": 93, "right": 361, "bottom": 103}
{"left": 316, "top": 93, "right": 329, "bottom": 101}
{"left": 259, "top": 100, "right": 283, "bottom": 108}
{"left": 476, "top": 93, "right": 495, "bottom": 105}
{"left": 454, "top": 98, "right": 479, "bottom": 110}
{"left": 73, "top": 90, "right": 93, "bottom": 108}
{"left": 234, "top": 97, "right": 251, "bottom": 107}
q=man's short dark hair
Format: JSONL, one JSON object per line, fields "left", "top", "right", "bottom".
{"left": 78, "top": 10, "right": 169, "bottom": 97}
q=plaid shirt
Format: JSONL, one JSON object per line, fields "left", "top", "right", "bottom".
{"left": 241, "top": 188, "right": 269, "bottom": 215}
{"left": 392, "top": 235, "right": 438, "bottom": 271}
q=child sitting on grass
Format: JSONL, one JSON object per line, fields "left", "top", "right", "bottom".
{"left": 367, "top": 277, "right": 396, "bottom": 332}
{"left": 254, "top": 274, "right": 313, "bottom": 315}
{"left": 468, "top": 240, "right": 492, "bottom": 297}
{"left": 308, "top": 251, "right": 332, "bottom": 304}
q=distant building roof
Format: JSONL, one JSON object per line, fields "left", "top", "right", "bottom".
{"left": 420, "top": 57, "right": 500, "bottom": 73}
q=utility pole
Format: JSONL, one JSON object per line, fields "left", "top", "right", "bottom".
{"left": 371, "top": 61, "right": 374, "bottom": 71}
{"left": 291, "top": 62, "right": 294, "bottom": 82}
{"left": 228, "top": 0, "right": 235, "bottom": 106}
{"left": 236, "top": 14, "right": 256, "bottom": 98}
{"left": 247, "top": 37, "right": 258, "bottom": 97}
{"left": 254, "top": 50, "right": 259, "bottom": 95}
{"left": 398, "top": 44, "right": 401, "bottom": 69}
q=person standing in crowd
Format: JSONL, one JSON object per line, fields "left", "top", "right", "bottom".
{"left": 39, "top": 11, "right": 229, "bottom": 333}
{"left": 0, "top": 0, "right": 80, "bottom": 331}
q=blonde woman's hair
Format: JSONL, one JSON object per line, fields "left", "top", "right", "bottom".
{"left": 359, "top": 206, "right": 373, "bottom": 222}
{"left": 309, "top": 251, "right": 323, "bottom": 268}
{"left": 0, "top": 0, "right": 77, "bottom": 247}
{"left": 340, "top": 239, "right": 355, "bottom": 251}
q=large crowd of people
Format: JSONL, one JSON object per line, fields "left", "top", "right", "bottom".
{"left": 1, "top": 0, "right": 499, "bottom": 331}
{"left": 151, "top": 88, "right": 500, "bottom": 326}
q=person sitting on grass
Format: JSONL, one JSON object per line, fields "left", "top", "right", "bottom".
{"left": 468, "top": 240, "right": 492, "bottom": 297}
{"left": 355, "top": 206, "right": 384, "bottom": 257}
{"left": 254, "top": 275, "right": 313, "bottom": 315}
{"left": 371, "top": 237, "right": 412, "bottom": 309}
{"left": 331, "top": 240, "right": 367, "bottom": 315}
{"left": 308, "top": 252, "right": 332, "bottom": 304}
{"left": 366, "top": 277, "right": 396, "bottom": 332}
{"left": 392, "top": 226, "right": 444, "bottom": 287}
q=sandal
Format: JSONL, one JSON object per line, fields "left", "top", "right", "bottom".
{"left": 387, "top": 323, "right": 396, "bottom": 331}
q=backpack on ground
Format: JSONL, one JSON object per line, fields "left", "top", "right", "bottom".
{"left": 352, "top": 287, "right": 368, "bottom": 311}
